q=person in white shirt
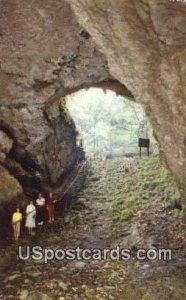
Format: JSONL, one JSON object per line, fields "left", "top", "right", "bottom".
{"left": 25, "top": 201, "right": 36, "bottom": 235}
{"left": 36, "top": 193, "right": 46, "bottom": 225}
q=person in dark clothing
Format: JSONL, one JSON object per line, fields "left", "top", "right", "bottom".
{"left": 46, "top": 192, "right": 56, "bottom": 222}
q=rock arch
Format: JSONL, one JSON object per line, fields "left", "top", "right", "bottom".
{"left": 0, "top": 0, "right": 186, "bottom": 216}
{"left": 67, "top": 0, "right": 186, "bottom": 215}
{"left": 0, "top": 0, "right": 132, "bottom": 198}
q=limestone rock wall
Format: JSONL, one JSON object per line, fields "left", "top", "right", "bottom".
{"left": 0, "top": 131, "right": 13, "bottom": 161}
{"left": 68, "top": 0, "right": 186, "bottom": 208}
{"left": 0, "top": 0, "right": 110, "bottom": 196}
{"left": 0, "top": 0, "right": 186, "bottom": 214}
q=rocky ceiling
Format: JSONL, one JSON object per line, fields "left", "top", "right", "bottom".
{"left": 0, "top": 0, "right": 129, "bottom": 197}
{"left": 0, "top": 0, "right": 186, "bottom": 216}
{"left": 67, "top": 0, "right": 186, "bottom": 215}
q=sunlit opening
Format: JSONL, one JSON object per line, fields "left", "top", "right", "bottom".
{"left": 66, "top": 88, "right": 158, "bottom": 158}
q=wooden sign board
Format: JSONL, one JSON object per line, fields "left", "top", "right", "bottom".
{"left": 138, "top": 138, "right": 150, "bottom": 148}
{"left": 138, "top": 138, "right": 150, "bottom": 157}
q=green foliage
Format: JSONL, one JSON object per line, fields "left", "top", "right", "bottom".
{"left": 142, "top": 181, "right": 160, "bottom": 191}
{"left": 120, "top": 208, "right": 134, "bottom": 221}
{"left": 58, "top": 97, "right": 73, "bottom": 124}
{"left": 46, "top": 97, "right": 74, "bottom": 126}
{"left": 111, "top": 192, "right": 136, "bottom": 223}
{"left": 110, "top": 156, "right": 181, "bottom": 227}
{"left": 66, "top": 88, "right": 158, "bottom": 156}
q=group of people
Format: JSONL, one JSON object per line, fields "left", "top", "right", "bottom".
{"left": 12, "top": 192, "right": 57, "bottom": 241}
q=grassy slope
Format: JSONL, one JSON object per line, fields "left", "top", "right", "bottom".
{"left": 110, "top": 156, "right": 181, "bottom": 225}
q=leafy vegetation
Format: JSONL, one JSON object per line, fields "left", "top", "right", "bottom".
{"left": 110, "top": 157, "right": 181, "bottom": 226}
{"left": 66, "top": 88, "right": 158, "bottom": 157}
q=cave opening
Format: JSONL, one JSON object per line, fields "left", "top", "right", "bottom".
{"left": 0, "top": 0, "right": 185, "bottom": 294}
{"left": 66, "top": 87, "right": 158, "bottom": 159}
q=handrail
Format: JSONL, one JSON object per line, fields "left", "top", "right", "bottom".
{"left": 58, "top": 160, "right": 89, "bottom": 202}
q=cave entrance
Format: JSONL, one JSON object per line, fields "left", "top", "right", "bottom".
{"left": 65, "top": 87, "right": 181, "bottom": 244}
{"left": 66, "top": 87, "right": 158, "bottom": 159}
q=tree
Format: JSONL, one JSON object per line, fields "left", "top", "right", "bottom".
{"left": 66, "top": 88, "right": 158, "bottom": 157}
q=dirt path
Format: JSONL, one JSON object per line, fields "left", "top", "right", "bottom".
{"left": 0, "top": 157, "right": 185, "bottom": 300}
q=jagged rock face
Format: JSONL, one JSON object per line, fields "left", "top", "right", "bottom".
{"left": 0, "top": 131, "right": 13, "bottom": 161}
{"left": 67, "top": 0, "right": 186, "bottom": 208}
{"left": 0, "top": 0, "right": 112, "bottom": 196}
{"left": 0, "top": 0, "right": 186, "bottom": 215}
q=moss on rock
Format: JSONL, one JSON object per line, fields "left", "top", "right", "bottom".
{"left": 0, "top": 166, "right": 22, "bottom": 204}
